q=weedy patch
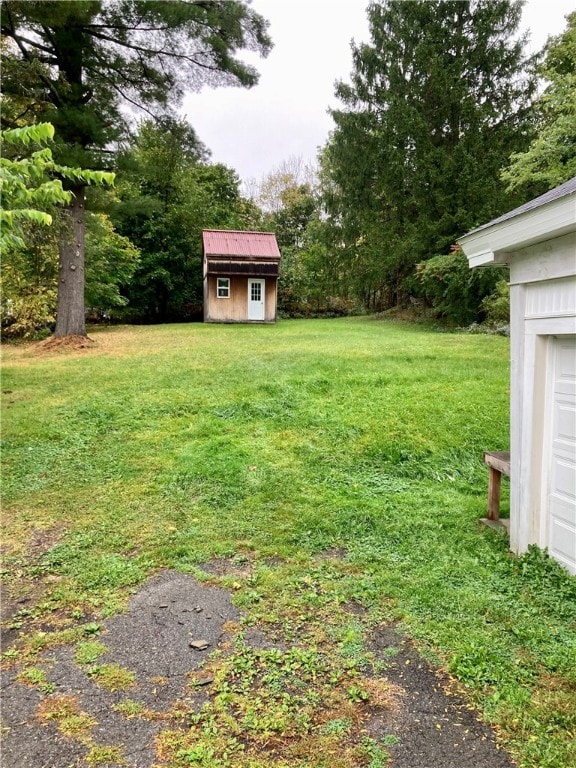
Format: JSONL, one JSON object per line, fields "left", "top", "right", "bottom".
{"left": 86, "top": 663, "right": 136, "bottom": 692}
{"left": 159, "top": 613, "right": 400, "bottom": 768}
{"left": 85, "top": 744, "right": 126, "bottom": 766}
{"left": 15, "top": 665, "right": 55, "bottom": 693}
{"left": 37, "top": 695, "right": 96, "bottom": 743}
{"left": 112, "top": 698, "right": 159, "bottom": 721}
{"left": 19, "top": 625, "right": 102, "bottom": 659}
{"left": 74, "top": 640, "right": 108, "bottom": 665}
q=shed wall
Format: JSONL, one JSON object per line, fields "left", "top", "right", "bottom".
{"left": 204, "top": 275, "right": 277, "bottom": 323}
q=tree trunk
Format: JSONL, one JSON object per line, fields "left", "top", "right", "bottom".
{"left": 54, "top": 186, "right": 86, "bottom": 337}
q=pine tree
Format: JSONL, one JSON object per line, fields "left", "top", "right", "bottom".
{"left": 1, "top": 1, "right": 272, "bottom": 337}
{"left": 321, "top": 0, "right": 536, "bottom": 311}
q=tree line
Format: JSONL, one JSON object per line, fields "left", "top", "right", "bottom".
{"left": 1, "top": 0, "right": 575, "bottom": 338}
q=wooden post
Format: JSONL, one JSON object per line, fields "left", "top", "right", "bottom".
{"left": 487, "top": 466, "right": 502, "bottom": 521}
{"left": 483, "top": 451, "right": 510, "bottom": 526}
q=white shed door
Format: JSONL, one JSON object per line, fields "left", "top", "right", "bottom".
{"left": 248, "top": 279, "right": 265, "bottom": 321}
{"left": 548, "top": 336, "right": 576, "bottom": 575}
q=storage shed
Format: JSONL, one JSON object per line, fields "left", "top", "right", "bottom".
{"left": 202, "top": 230, "right": 281, "bottom": 323}
{"left": 458, "top": 177, "right": 576, "bottom": 574}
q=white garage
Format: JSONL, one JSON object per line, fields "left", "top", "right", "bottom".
{"left": 548, "top": 336, "right": 576, "bottom": 571}
{"left": 458, "top": 177, "right": 576, "bottom": 575}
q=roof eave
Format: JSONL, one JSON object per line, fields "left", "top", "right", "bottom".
{"left": 458, "top": 195, "right": 576, "bottom": 268}
{"left": 206, "top": 252, "right": 280, "bottom": 261}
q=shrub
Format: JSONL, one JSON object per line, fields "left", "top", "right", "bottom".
{"left": 481, "top": 278, "right": 510, "bottom": 324}
{"left": 1, "top": 285, "right": 56, "bottom": 339}
{"left": 416, "top": 247, "right": 506, "bottom": 325}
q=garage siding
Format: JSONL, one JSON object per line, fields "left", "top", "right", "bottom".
{"left": 548, "top": 337, "right": 576, "bottom": 574}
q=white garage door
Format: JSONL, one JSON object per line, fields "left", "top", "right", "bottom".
{"left": 548, "top": 336, "right": 576, "bottom": 575}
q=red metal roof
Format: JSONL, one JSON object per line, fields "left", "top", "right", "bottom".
{"left": 202, "top": 230, "right": 281, "bottom": 259}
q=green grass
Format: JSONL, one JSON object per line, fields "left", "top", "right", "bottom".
{"left": 2, "top": 318, "right": 575, "bottom": 768}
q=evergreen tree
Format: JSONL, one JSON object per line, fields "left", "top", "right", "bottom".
{"left": 1, "top": 1, "right": 272, "bottom": 336}
{"left": 114, "top": 119, "right": 255, "bottom": 322}
{"left": 321, "top": 0, "right": 536, "bottom": 312}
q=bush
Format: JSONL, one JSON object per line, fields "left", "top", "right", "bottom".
{"left": 481, "top": 278, "right": 510, "bottom": 324}
{"left": 416, "top": 248, "right": 505, "bottom": 325}
{"left": 1, "top": 286, "right": 56, "bottom": 338}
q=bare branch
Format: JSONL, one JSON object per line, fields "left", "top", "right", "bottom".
{"left": 96, "top": 70, "right": 160, "bottom": 120}
{"left": 3, "top": 32, "right": 55, "bottom": 57}
{"left": 84, "top": 26, "right": 221, "bottom": 71}
{"left": 2, "top": 22, "right": 65, "bottom": 108}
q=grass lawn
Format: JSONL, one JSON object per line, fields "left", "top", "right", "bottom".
{"left": 2, "top": 317, "right": 575, "bottom": 767}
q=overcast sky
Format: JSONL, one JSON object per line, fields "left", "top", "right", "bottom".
{"left": 182, "top": 0, "right": 575, "bottom": 188}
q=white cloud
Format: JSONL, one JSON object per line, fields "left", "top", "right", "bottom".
{"left": 181, "top": 0, "right": 574, "bottom": 185}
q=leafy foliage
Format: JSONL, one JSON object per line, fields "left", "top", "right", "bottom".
{"left": 1, "top": 0, "right": 272, "bottom": 336}
{"left": 252, "top": 158, "right": 350, "bottom": 316}
{"left": 85, "top": 214, "right": 141, "bottom": 312}
{"left": 1, "top": 210, "right": 140, "bottom": 338}
{"left": 113, "top": 119, "right": 256, "bottom": 322}
{"left": 0, "top": 284, "right": 57, "bottom": 339}
{"left": 0, "top": 123, "right": 117, "bottom": 337}
{"left": 416, "top": 247, "right": 505, "bottom": 324}
{"left": 481, "top": 279, "right": 510, "bottom": 325}
{"left": 271, "top": 183, "right": 324, "bottom": 313}
{"left": 319, "top": 0, "right": 536, "bottom": 315}
{"left": 502, "top": 11, "right": 576, "bottom": 194}
{"left": 0, "top": 123, "right": 114, "bottom": 252}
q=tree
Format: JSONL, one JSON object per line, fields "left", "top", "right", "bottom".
{"left": 113, "top": 119, "right": 257, "bottom": 322}
{"left": 251, "top": 159, "right": 331, "bottom": 313}
{"left": 502, "top": 11, "right": 576, "bottom": 194}
{"left": 0, "top": 122, "right": 115, "bottom": 335}
{"left": 85, "top": 213, "right": 140, "bottom": 315}
{"left": 1, "top": 122, "right": 114, "bottom": 250}
{"left": 256, "top": 156, "right": 317, "bottom": 214}
{"left": 1, "top": 210, "right": 140, "bottom": 337}
{"left": 274, "top": 186, "right": 321, "bottom": 312}
{"left": 320, "top": 0, "right": 536, "bottom": 312}
{"left": 1, "top": 1, "right": 272, "bottom": 336}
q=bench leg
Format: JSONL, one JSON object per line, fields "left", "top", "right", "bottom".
{"left": 487, "top": 468, "right": 501, "bottom": 521}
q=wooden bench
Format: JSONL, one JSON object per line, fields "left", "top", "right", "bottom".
{"left": 483, "top": 451, "right": 510, "bottom": 530}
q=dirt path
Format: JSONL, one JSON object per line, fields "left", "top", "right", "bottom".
{"left": 1, "top": 570, "right": 516, "bottom": 768}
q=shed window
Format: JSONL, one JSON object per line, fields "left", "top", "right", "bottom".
{"left": 217, "top": 278, "right": 230, "bottom": 298}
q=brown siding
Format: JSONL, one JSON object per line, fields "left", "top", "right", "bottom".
{"left": 264, "top": 279, "right": 277, "bottom": 322}
{"left": 205, "top": 276, "right": 277, "bottom": 323}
